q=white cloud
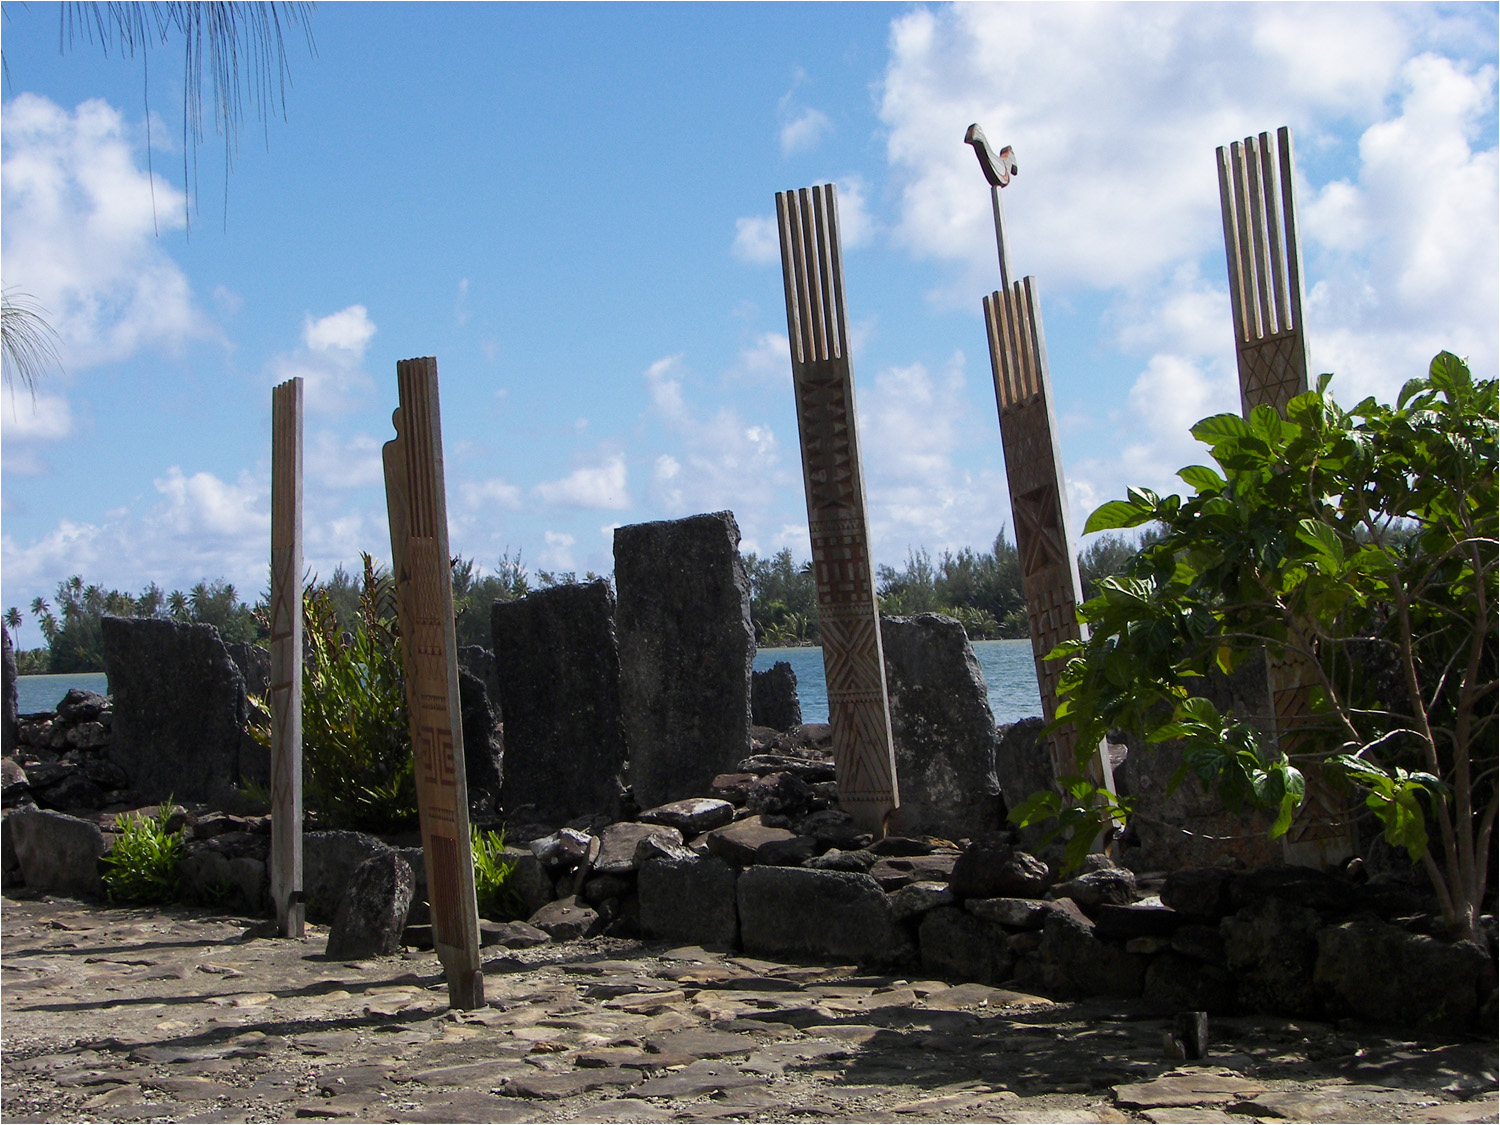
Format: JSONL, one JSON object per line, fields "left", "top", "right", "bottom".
{"left": 460, "top": 476, "right": 523, "bottom": 510}
{"left": 732, "top": 214, "right": 780, "bottom": 265}
{"left": 541, "top": 530, "right": 576, "bottom": 570}
{"left": 2, "top": 392, "right": 73, "bottom": 443}
{"left": 878, "top": 3, "right": 1496, "bottom": 527}
{"left": 832, "top": 176, "right": 875, "bottom": 249}
{"left": 1, "top": 94, "right": 207, "bottom": 367}
{"left": 303, "top": 306, "right": 376, "bottom": 355}
{"left": 306, "top": 429, "right": 385, "bottom": 491}
{"left": 732, "top": 332, "right": 790, "bottom": 383}
{"left": 781, "top": 107, "right": 833, "bottom": 156}
{"left": 271, "top": 305, "right": 378, "bottom": 414}
{"left": 857, "top": 352, "right": 1014, "bottom": 555}
{"left": 534, "top": 454, "right": 630, "bottom": 510}
{"left": 642, "top": 355, "right": 791, "bottom": 522}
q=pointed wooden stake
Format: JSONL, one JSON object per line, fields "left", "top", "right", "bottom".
{"left": 270, "top": 377, "right": 304, "bottom": 938}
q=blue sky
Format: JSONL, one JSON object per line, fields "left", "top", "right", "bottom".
{"left": 3, "top": 2, "right": 1496, "bottom": 649}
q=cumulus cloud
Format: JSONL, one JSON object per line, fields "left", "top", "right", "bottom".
{"left": 305, "top": 429, "right": 385, "bottom": 491}
{"left": 641, "top": 354, "right": 792, "bottom": 524}
{"left": 857, "top": 352, "right": 1014, "bottom": 556}
{"left": 270, "top": 305, "right": 378, "bottom": 414}
{"left": 1, "top": 94, "right": 207, "bottom": 367}
{"left": 460, "top": 476, "right": 523, "bottom": 511}
{"left": 541, "top": 530, "right": 576, "bottom": 570}
{"left": 781, "top": 107, "right": 833, "bottom": 156}
{"left": 732, "top": 214, "right": 780, "bottom": 265}
{"left": 878, "top": 3, "right": 1496, "bottom": 523}
{"left": 534, "top": 454, "right": 630, "bottom": 510}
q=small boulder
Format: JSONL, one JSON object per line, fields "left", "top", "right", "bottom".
{"left": 920, "top": 905, "right": 1013, "bottom": 983}
{"left": 890, "top": 880, "right": 956, "bottom": 922}
{"left": 1161, "top": 867, "right": 1235, "bottom": 921}
{"left": 1052, "top": 867, "right": 1138, "bottom": 913}
{"left": 745, "top": 771, "right": 815, "bottom": 818}
{"left": 949, "top": 835, "right": 1052, "bottom": 899}
{"left": 704, "top": 817, "right": 797, "bottom": 867}
{"left": 638, "top": 797, "right": 735, "bottom": 836}
{"left": 639, "top": 851, "right": 739, "bottom": 947}
{"left": 592, "top": 822, "right": 683, "bottom": 876}
{"left": 8, "top": 805, "right": 104, "bottom": 897}
{"left": 303, "top": 830, "right": 393, "bottom": 924}
{"left": 738, "top": 866, "right": 912, "bottom": 966}
{"left": 326, "top": 853, "right": 414, "bottom": 960}
{"left": 967, "top": 896, "right": 1058, "bottom": 930}
{"left": 529, "top": 895, "right": 602, "bottom": 942}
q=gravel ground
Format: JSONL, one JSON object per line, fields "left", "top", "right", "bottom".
{"left": 2, "top": 892, "right": 1495, "bottom": 1124}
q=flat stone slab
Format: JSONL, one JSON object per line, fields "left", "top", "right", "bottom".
{"left": 632, "top": 1059, "right": 761, "bottom": 1098}
{"left": 501, "top": 1067, "right": 639, "bottom": 1099}
{"left": 1114, "top": 1073, "right": 1270, "bottom": 1108}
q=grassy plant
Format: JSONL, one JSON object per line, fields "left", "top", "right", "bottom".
{"left": 471, "top": 825, "right": 523, "bottom": 921}
{"left": 249, "top": 554, "right": 416, "bottom": 832}
{"left": 102, "top": 804, "right": 185, "bottom": 904}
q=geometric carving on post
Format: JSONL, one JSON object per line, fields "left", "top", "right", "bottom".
{"left": 382, "top": 357, "right": 484, "bottom": 1009}
{"left": 270, "top": 377, "right": 304, "bottom": 939}
{"left": 1217, "top": 126, "right": 1309, "bottom": 419}
{"left": 983, "top": 280, "right": 1113, "bottom": 792}
{"left": 775, "top": 183, "right": 900, "bottom": 834}
{"left": 1218, "top": 126, "right": 1353, "bottom": 868}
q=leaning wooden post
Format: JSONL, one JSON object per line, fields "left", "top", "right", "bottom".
{"left": 270, "top": 376, "right": 304, "bottom": 938}
{"left": 382, "top": 356, "right": 484, "bottom": 1009}
{"left": 1217, "top": 127, "right": 1355, "bottom": 868}
{"left": 775, "top": 183, "right": 901, "bottom": 835}
{"left": 967, "top": 127, "right": 1116, "bottom": 798}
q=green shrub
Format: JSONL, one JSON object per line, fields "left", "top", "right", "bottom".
{"left": 250, "top": 554, "right": 416, "bottom": 833}
{"left": 471, "top": 825, "right": 523, "bottom": 921}
{"left": 102, "top": 804, "right": 185, "bottom": 904}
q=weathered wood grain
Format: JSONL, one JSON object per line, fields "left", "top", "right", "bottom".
{"left": 776, "top": 183, "right": 900, "bottom": 834}
{"left": 270, "top": 377, "right": 304, "bottom": 939}
{"left": 382, "top": 357, "right": 484, "bottom": 1009}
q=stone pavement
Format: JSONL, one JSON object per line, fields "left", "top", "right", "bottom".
{"left": 3, "top": 895, "right": 1495, "bottom": 1124}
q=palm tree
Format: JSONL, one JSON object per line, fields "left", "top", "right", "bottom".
{"left": 4, "top": 607, "right": 22, "bottom": 631}
{"left": 59, "top": 2, "right": 316, "bottom": 229}
{"left": 1, "top": 289, "right": 64, "bottom": 396}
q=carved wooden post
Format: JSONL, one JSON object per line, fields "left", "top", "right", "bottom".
{"left": 1218, "top": 127, "right": 1309, "bottom": 416}
{"left": 984, "top": 282, "right": 1113, "bottom": 790}
{"left": 382, "top": 357, "right": 484, "bottom": 1009}
{"left": 270, "top": 377, "right": 304, "bottom": 938}
{"left": 776, "top": 183, "right": 900, "bottom": 835}
{"left": 1218, "top": 127, "right": 1355, "bottom": 868}
{"left": 968, "top": 127, "right": 1115, "bottom": 795}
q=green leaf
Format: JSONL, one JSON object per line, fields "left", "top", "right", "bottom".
{"left": 1296, "top": 519, "right": 1344, "bottom": 563}
{"left": 1177, "top": 464, "right": 1225, "bottom": 493}
{"left": 1191, "top": 413, "right": 1252, "bottom": 444}
{"left": 1007, "top": 790, "right": 1062, "bottom": 828}
{"left": 1085, "top": 499, "right": 1156, "bottom": 533}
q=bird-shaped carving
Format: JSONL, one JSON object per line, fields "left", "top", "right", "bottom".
{"left": 965, "top": 124, "right": 1017, "bottom": 188}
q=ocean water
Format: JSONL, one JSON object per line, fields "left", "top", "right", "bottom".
{"left": 16, "top": 639, "right": 1044, "bottom": 727}
{"left": 755, "top": 637, "right": 1041, "bottom": 725}
{"left": 16, "top": 672, "right": 110, "bottom": 716}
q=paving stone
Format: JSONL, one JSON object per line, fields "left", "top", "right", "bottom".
{"left": 400, "top": 1095, "right": 542, "bottom": 1123}
{"left": 630, "top": 1059, "right": 760, "bottom": 1098}
{"left": 1143, "top": 1110, "right": 1242, "bottom": 1125}
{"left": 643, "top": 1028, "right": 760, "bottom": 1058}
{"left": 502, "top": 1067, "right": 640, "bottom": 1099}
{"left": 1114, "top": 1073, "right": 1270, "bottom": 1108}
{"left": 403, "top": 1059, "right": 532, "bottom": 1087}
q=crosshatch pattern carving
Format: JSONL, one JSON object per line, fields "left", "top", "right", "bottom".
{"left": 982, "top": 279, "right": 1102, "bottom": 785}
{"left": 777, "top": 184, "right": 900, "bottom": 832}
{"left": 383, "top": 357, "right": 484, "bottom": 1009}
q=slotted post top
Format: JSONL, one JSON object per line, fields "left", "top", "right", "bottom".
{"left": 776, "top": 184, "right": 849, "bottom": 367}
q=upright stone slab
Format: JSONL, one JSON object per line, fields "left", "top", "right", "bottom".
{"left": 880, "top": 613, "right": 1001, "bottom": 841}
{"left": 776, "top": 183, "right": 900, "bottom": 834}
{"left": 492, "top": 581, "right": 628, "bottom": 826}
{"left": 2, "top": 624, "right": 17, "bottom": 757}
{"left": 101, "top": 617, "right": 248, "bottom": 804}
{"left": 614, "top": 512, "right": 755, "bottom": 810}
{"left": 383, "top": 356, "right": 483, "bottom": 1009}
{"left": 752, "top": 661, "right": 802, "bottom": 732}
{"left": 1217, "top": 127, "right": 1353, "bottom": 868}
{"left": 269, "top": 376, "right": 304, "bottom": 938}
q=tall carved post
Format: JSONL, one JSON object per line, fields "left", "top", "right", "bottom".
{"left": 269, "top": 377, "right": 304, "bottom": 938}
{"left": 776, "top": 183, "right": 900, "bottom": 835}
{"left": 968, "top": 127, "right": 1115, "bottom": 794}
{"left": 382, "top": 357, "right": 484, "bottom": 1009}
{"left": 1218, "top": 127, "right": 1355, "bottom": 867}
